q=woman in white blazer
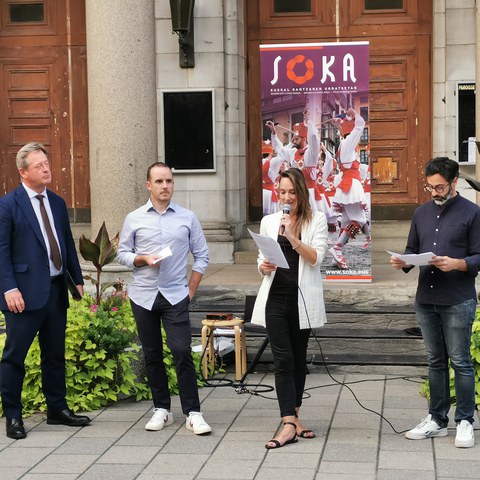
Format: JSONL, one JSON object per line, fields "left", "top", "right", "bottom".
{"left": 251, "top": 168, "right": 328, "bottom": 449}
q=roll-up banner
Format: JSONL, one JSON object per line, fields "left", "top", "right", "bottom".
{"left": 260, "top": 42, "right": 371, "bottom": 282}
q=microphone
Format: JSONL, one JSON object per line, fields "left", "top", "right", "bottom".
{"left": 281, "top": 204, "right": 291, "bottom": 234}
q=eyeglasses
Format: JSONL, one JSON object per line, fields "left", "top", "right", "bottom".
{"left": 424, "top": 183, "right": 450, "bottom": 193}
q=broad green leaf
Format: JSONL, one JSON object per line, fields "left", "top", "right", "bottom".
{"left": 79, "top": 235, "right": 100, "bottom": 264}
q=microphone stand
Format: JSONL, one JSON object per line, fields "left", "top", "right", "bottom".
{"left": 233, "top": 335, "right": 270, "bottom": 393}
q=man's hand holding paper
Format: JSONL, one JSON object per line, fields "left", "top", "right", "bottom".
{"left": 387, "top": 250, "right": 435, "bottom": 268}
{"left": 152, "top": 246, "right": 173, "bottom": 265}
{"left": 428, "top": 255, "right": 468, "bottom": 273}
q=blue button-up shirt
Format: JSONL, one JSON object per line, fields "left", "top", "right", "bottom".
{"left": 117, "top": 199, "right": 209, "bottom": 309}
{"left": 404, "top": 194, "right": 480, "bottom": 305}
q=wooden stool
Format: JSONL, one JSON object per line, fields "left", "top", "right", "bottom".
{"left": 201, "top": 318, "right": 246, "bottom": 381}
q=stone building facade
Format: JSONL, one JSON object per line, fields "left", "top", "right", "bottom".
{"left": 1, "top": 0, "right": 478, "bottom": 263}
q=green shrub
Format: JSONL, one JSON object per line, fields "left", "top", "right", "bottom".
{"left": 0, "top": 292, "right": 204, "bottom": 417}
{"left": 470, "top": 309, "right": 480, "bottom": 407}
{"left": 0, "top": 220, "right": 207, "bottom": 417}
{"left": 79, "top": 221, "right": 120, "bottom": 304}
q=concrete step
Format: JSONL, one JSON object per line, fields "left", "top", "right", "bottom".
{"left": 243, "top": 349, "right": 427, "bottom": 367}
{"left": 201, "top": 329, "right": 426, "bottom": 368}
{"left": 234, "top": 220, "right": 411, "bottom": 264}
{"left": 239, "top": 220, "right": 410, "bottom": 240}
{"left": 235, "top": 246, "right": 400, "bottom": 266}
{"left": 234, "top": 251, "right": 257, "bottom": 264}
{"left": 71, "top": 223, "right": 91, "bottom": 242}
{"left": 70, "top": 223, "right": 91, "bottom": 255}
{"left": 189, "top": 304, "right": 424, "bottom": 367}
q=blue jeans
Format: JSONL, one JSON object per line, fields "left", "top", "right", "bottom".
{"left": 415, "top": 299, "right": 476, "bottom": 426}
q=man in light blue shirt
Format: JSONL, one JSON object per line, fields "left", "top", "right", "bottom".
{"left": 117, "top": 162, "right": 211, "bottom": 435}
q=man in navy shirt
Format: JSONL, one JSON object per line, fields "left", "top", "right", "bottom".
{"left": 391, "top": 157, "right": 480, "bottom": 448}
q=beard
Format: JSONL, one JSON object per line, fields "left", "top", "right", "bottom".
{"left": 433, "top": 184, "right": 452, "bottom": 206}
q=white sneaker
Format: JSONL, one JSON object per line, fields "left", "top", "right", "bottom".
{"left": 145, "top": 408, "right": 174, "bottom": 431}
{"left": 186, "top": 412, "right": 212, "bottom": 435}
{"left": 455, "top": 420, "right": 474, "bottom": 448}
{"left": 405, "top": 414, "right": 448, "bottom": 440}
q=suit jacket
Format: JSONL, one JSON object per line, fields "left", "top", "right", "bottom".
{"left": 0, "top": 185, "right": 83, "bottom": 311}
{"left": 251, "top": 210, "right": 328, "bottom": 329}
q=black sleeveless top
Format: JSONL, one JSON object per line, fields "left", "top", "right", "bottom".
{"left": 270, "top": 234, "right": 299, "bottom": 295}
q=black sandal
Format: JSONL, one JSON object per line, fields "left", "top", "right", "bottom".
{"left": 265, "top": 421, "right": 298, "bottom": 449}
{"left": 294, "top": 414, "right": 316, "bottom": 438}
{"left": 298, "top": 429, "right": 316, "bottom": 439}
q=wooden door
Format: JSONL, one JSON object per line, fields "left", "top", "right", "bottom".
{"left": 0, "top": 0, "right": 89, "bottom": 218}
{"left": 246, "top": 0, "right": 432, "bottom": 220}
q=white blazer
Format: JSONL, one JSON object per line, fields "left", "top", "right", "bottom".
{"left": 251, "top": 210, "right": 328, "bottom": 330}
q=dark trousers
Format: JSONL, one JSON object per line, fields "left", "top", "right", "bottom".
{"left": 265, "top": 290, "right": 310, "bottom": 417}
{"left": 130, "top": 293, "right": 200, "bottom": 415}
{"left": 0, "top": 279, "right": 68, "bottom": 419}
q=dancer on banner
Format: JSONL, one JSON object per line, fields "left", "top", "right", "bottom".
{"left": 265, "top": 109, "right": 322, "bottom": 215}
{"left": 359, "top": 159, "right": 372, "bottom": 248}
{"left": 251, "top": 168, "right": 328, "bottom": 449}
{"left": 328, "top": 108, "right": 371, "bottom": 269}
{"left": 265, "top": 109, "right": 318, "bottom": 173}
{"left": 262, "top": 140, "right": 283, "bottom": 215}
{"left": 318, "top": 142, "right": 339, "bottom": 232}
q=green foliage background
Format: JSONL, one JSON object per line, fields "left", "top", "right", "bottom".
{"left": 0, "top": 294, "right": 204, "bottom": 417}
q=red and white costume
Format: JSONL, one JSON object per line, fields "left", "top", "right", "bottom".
{"left": 262, "top": 141, "right": 283, "bottom": 215}
{"left": 359, "top": 162, "right": 371, "bottom": 223}
{"left": 271, "top": 120, "right": 333, "bottom": 219}
{"left": 270, "top": 120, "right": 318, "bottom": 171}
{"left": 328, "top": 112, "right": 371, "bottom": 269}
{"left": 319, "top": 148, "right": 339, "bottom": 226}
{"left": 332, "top": 113, "right": 367, "bottom": 228}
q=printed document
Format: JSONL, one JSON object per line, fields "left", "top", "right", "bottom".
{"left": 386, "top": 250, "right": 435, "bottom": 267}
{"left": 152, "top": 246, "right": 173, "bottom": 264}
{"left": 248, "top": 229, "right": 289, "bottom": 269}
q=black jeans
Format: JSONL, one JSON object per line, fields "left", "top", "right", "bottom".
{"left": 265, "top": 290, "right": 310, "bottom": 417}
{"left": 130, "top": 293, "right": 200, "bottom": 415}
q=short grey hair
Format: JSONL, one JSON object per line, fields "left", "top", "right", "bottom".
{"left": 16, "top": 142, "right": 48, "bottom": 169}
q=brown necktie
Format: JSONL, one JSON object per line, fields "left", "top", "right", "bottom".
{"left": 36, "top": 194, "right": 62, "bottom": 270}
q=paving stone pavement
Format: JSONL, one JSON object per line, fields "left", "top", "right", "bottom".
{"left": 1, "top": 367, "right": 479, "bottom": 480}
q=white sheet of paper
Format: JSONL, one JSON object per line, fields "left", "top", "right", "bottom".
{"left": 152, "top": 246, "right": 173, "bottom": 264}
{"left": 248, "top": 229, "right": 289, "bottom": 269}
{"left": 386, "top": 250, "right": 435, "bottom": 267}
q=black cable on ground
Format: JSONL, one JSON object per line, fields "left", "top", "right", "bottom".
{"left": 198, "top": 327, "right": 274, "bottom": 393}
{"left": 195, "top": 280, "right": 425, "bottom": 434}
{"left": 298, "top": 285, "right": 420, "bottom": 435}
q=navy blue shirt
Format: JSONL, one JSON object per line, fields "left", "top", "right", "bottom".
{"left": 404, "top": 194, "right": 480, "bottom": 305}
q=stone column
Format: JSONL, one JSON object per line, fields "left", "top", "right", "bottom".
{"left": 85, "top": 0, "right": 157, "bottom": 237}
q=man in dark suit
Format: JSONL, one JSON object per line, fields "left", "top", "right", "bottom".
{"left": 0, "top": 142, "right": 91, "bottom": 439}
